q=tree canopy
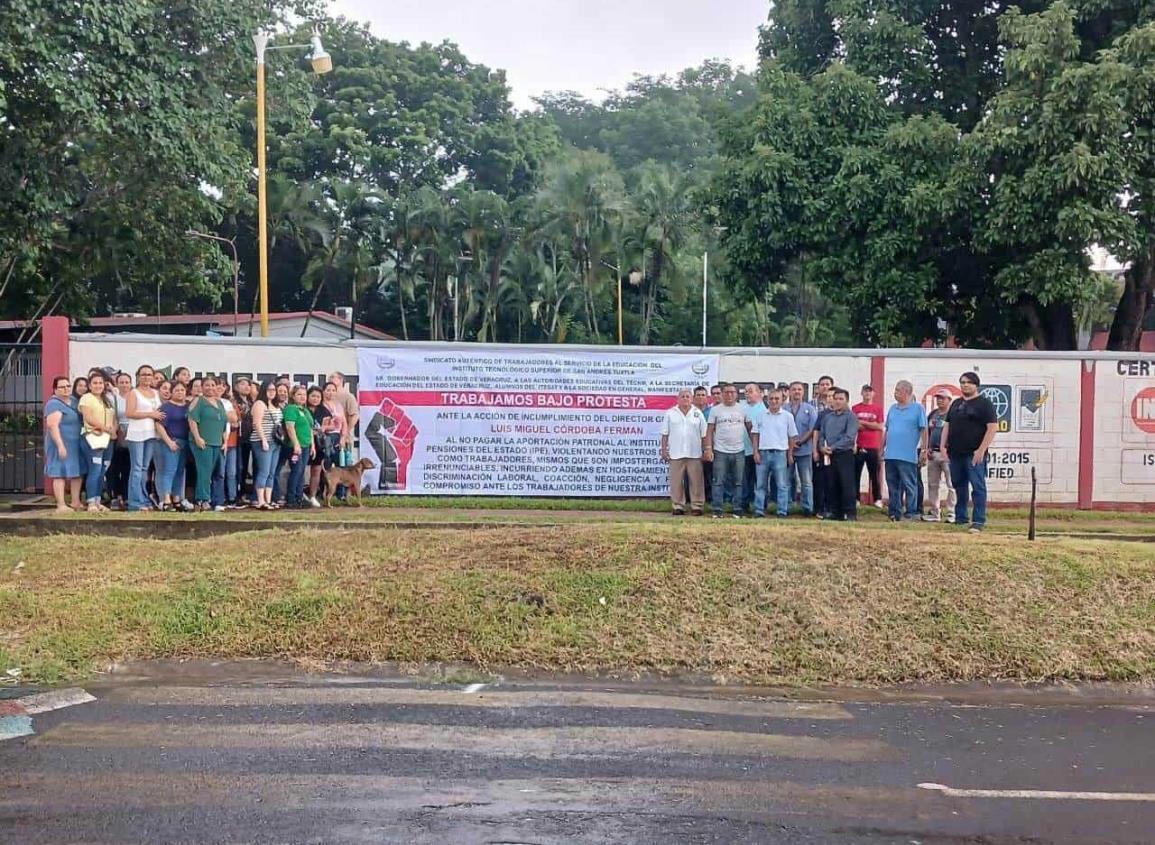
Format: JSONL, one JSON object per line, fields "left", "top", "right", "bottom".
{"left": 716, "top": 0, "right": 1155, "bottom": 349}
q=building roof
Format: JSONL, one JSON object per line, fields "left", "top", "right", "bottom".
{"left": 0, "top": 311, "right": 395, "bottom": 340}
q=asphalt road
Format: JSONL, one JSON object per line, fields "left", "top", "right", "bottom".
{"left": 2, "top": 666, "right": 1153, "bottom": 844}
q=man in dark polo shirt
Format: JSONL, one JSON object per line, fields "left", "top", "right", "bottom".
{"left": 941, "top": 371, "right": 998, "bottom": 534}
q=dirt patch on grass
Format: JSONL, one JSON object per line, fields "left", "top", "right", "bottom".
{"left": 1, "top": 524, "right": 1153, "bottom": 685}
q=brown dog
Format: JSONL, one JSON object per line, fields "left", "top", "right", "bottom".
{"left": 322, "top": 458, "right": 376, "bottom": 507}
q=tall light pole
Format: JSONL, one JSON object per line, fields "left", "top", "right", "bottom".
{"left": 601, "top": 261, "right": 642, "bottom": 345}
{"left": 702, "top": 226, "right": 727, "bottom": 348}
{"left": 253, "top": 28, "right": 333, "bottom": 338}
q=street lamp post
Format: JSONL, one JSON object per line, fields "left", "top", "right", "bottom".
{"left": 702, "top": 226, "right": 728, "bottom": 348}
{"left": 252, "top": 28, "right": 332, "bottom": 338}
{"left": 601, "top": 261, "right": 643, "bottom": 345}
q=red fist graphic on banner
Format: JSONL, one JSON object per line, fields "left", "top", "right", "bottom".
{"left": 364, "top": 397, "right": 419, "bottom": 490}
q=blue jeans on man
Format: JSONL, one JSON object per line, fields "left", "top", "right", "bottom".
{"left": 949, "top": 453, "right": 989, "bottom": 527}
{"left": 885, "top": 459, "right": 920, "bottom": 519}
{"left": 791, "top": 452, "right": 814, "bottom": 514}
{"left": 711, "top": 451, "right": 745, "bottom": 516}
{"left": 754, "top": 450, "right": 790, "bottom": 516}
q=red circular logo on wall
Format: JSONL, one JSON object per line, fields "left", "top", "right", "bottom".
{"left": 1130, "top": 387, "right": 1155, "bottom": 434}
{"left": 921, "top": 383, "right": 963, "bottom": 411}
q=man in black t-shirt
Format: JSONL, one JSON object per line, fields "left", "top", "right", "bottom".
{"left": 941, "top": 371, "right": 998, "bottom": 533}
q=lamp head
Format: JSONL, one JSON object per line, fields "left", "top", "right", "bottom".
{"left": 309, "top": 31, "right": 332, "bottom": 74}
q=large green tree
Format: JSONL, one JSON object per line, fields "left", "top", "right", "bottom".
{"left": 0, "top": 0, "right": 321, "bottom": 325}
{"left": 716, "top": 0, "right": 1155, "bottom": 349}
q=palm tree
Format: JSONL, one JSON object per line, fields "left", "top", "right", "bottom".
{"left": 454, "top": 189, "right": 517, "bottom": 342}
{"left": 407, "top": 186, "right": 455, "bottom": 340}
{"left": 632, "top": 163, "right": 696, "bottom": 345}
{"left": 300, "top": 180, "right": 383, "bottom": 336}
{"left": 535, "top": 151, "right": 627, "bottom": 341}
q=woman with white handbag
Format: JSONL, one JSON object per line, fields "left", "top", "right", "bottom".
{"left": 77, "top": 371, "right": 117, "bottom": 512}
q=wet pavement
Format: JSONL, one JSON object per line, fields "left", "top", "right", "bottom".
{"left": 1, "top": 663, "right": 1153, "bottom": 844}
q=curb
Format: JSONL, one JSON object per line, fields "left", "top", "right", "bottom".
{"left": 0, "top": 688, "right": 95, "bottom": 741}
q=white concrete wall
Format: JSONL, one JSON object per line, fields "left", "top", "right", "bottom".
{"left": 884, "top": 357, "right": 1081, "bottom": 505}
{"left": 69, "top": 336, "right": 359, "bottom": 390}
{"left": 69, "top": 335, "right": 1155, "bottom": 507}
{"left": 1093, "top": 359, "right": 1155, "bottom": 504}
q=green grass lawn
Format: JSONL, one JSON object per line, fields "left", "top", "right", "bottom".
{"left": 23, "top": 498, "right": 1155, "bottom": 537}
{"left": 2, "top": 523, "right": 1153, "bottom": 687}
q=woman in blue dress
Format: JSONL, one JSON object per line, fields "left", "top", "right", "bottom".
{"left": 44, "top": 375, "right": 83, "bottom": 512}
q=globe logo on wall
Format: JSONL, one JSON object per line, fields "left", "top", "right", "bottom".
{"left": 980, "top": 385, "right": 1013, "bottom": 433}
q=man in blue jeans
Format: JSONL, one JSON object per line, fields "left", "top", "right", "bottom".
{"left": 751, "top": 388, "right": 798, "bottom": 517}
{"left": 942, "top": 371, "right": 998, "bottom": 534}
{"left": 707, "top": 383, "right": 752, "bottom": 518}
{"left": 882, "top": 379, "right": 927, "bottom": 521}
{"left": 786, "top": 381, "right": 818, "bottom": 516}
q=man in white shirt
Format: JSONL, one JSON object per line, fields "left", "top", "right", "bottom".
{"left": 706, "top": 383, "right": 751, "bottom": 518}
{"left": 659, "top": 388, "right": 710, "bottom": 516}
{"left": 751, "top": 389, "right": 798, "bottom": 517}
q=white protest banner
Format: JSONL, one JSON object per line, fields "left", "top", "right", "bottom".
{"left": 357, "top": 348, "right": 720, "bottom": 496}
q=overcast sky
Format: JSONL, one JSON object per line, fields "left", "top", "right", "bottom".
{"left": 327, "top": 0, "right": 767, "bottom": 109}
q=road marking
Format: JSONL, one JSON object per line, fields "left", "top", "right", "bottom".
{"left": 0, "top": 715, "right": 34, "bottom": 742}
{"left": 918, "top": 783, "right": 1155, "bottom": 802}
{"left": 18, "top": 688, "right": 96, "bottom": 715}
{"left": 116, "top": 686, "right": 853, "bottom": 720}
{"left": 36, "top": 722, "right": 892, "bottom": 762}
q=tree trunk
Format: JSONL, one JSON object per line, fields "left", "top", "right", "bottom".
{"left": 300, "top": 271, "right": 330, "bottom": 338}
{"left": 1024, "top": 301, "right": 1078, "bottom": 350}
{"left": 398, "top": 267, "right": 409, "bottom": 341}
{"left": 1107, "top": 251, "right": 1154, "bottom": 350}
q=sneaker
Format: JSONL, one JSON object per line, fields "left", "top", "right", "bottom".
{"left": 752, "top": 512, "right": 765, "bottom": 519}
{"left": 944, "top": 511, "right": 955, "bottom": 522}
{"left": 213, "top": 505, "right": 226, "bottom": 512}
{"left": 922, "top": 513, "right": 941, "bottom": 522}
{"left": 873, "top": 501, "right": 885, "bottom": 509}
{"left": 712, "top": 513, "right": 722, "bottom": 520}
{"left": 732, "top": 513, "right": 743, "bottom": 520}
{"left": 180, "top": 499, "right": 195, "bottom": 513}
{"left": 308, "top": 496, "right": 321, "bottom": 508}
{"left": 968, "top": 524, "right": 984, "bottom": 534}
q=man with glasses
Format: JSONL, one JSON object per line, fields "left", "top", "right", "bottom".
{"left": 882, "top": 380, "right": 927, "bottom": 521}
{"left": 751, "top": 389, "right": 797, "bottom": 518}
{"left": 941, "top": 371, "right": 998, "bottom": 533}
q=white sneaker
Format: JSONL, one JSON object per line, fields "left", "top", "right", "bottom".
{"left": 213, "top": 505, "right": 226, "bottom": 513}
{"left": 308, "top": 496, "right": 321, "bottom": 508}
{"left": 922, "top": 513, "right": 941, "bottom": 522}
{"left": 873, "top": 500, "right": 885, "bottom": 509}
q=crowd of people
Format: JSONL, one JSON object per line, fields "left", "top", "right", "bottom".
{"left": 43, "top": 366, "right": 361, "bottom": 513}
{"left": 43, "top": 362, "right": 998, "bottom": 529}
{"left": 659, "top": 373, "right": 999, "bottom": 532}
